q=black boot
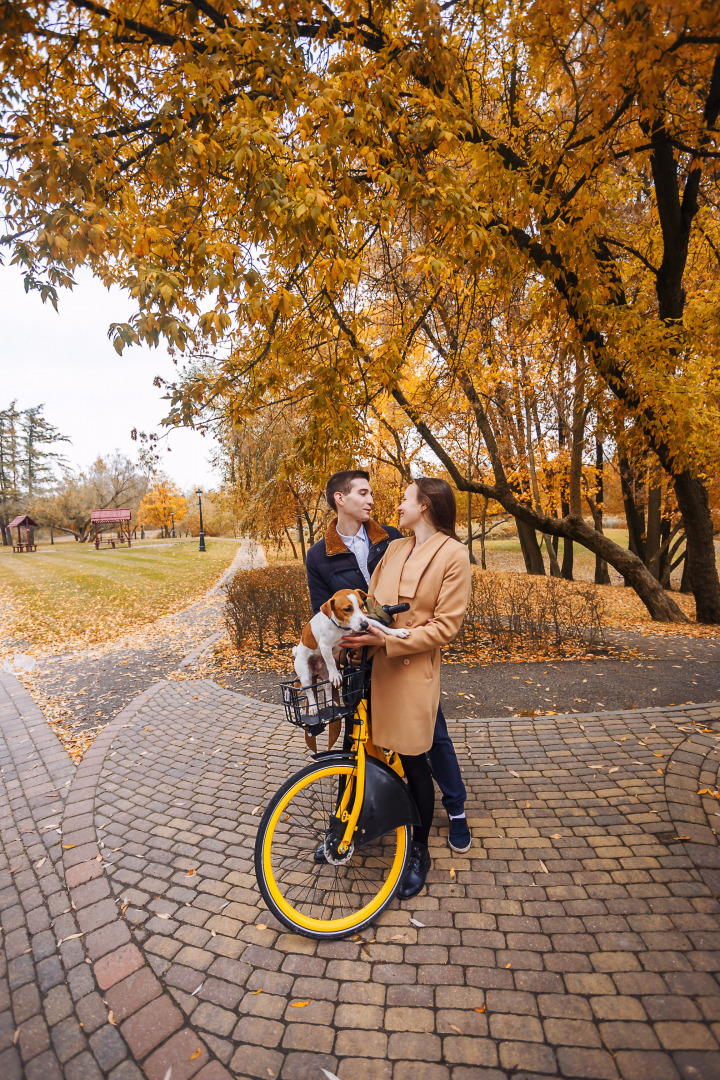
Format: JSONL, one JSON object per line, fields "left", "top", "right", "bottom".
{"left": 314, "top": 842, "right": 327, "bottom": 865}
{"left": 399, "top": 842, "right": 431, "bottom": 899}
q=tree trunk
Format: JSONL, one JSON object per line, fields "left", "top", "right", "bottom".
{"left": 466, "top": 491, "right": 477, "bottom": 564}
{"left": 479, "top": 495, "right": 488, "bottom": 570}
{"left": 517, "top": 520, "right": 545, "bottom": 575}
{"left": 561, "top": 509, "right": 574, "bottom": 578}
{"left": 297, "top": 516, "right": 307, "bottom": 565}
{"left": 593, "top": 437, "right": 611, "bottom": 585}
{"left": 646, "top": 482, "right": 662, "bottom": 580}
{"left": 680, "top": 551, "right": 692, "bottom": 593}
{"left": 618, "top": 453, "right": 646, "bottom": 561}
{"left": 283, "top": 523, "right": 298, "bottom": 560}
{"left": 673, "top": 471, "right": 720, "bottom": 622}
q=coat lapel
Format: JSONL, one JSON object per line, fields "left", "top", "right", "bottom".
{"left": 399, "top": 532, "right": 452, "bottom": 598}
{"left": 371, "top": 532, "right": 451, "bottom": 603}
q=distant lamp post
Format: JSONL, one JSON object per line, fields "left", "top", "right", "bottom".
{"left": 170, "top": 511, "right": 175, "bottom": 539}
{"left": 196, "top": 489, "right": 206, "bottom": 552}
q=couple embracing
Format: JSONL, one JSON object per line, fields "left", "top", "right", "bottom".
{"left": 305, "top": 469, "right": 472, "bottom": 900}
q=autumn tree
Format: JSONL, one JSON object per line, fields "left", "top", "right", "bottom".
{"left": 2, "top": 1, "right": 719, "bottom": 618}
{"left": 37, "top": 453, "right": 148, "bottom": 541}
{"left": 0, "top": 402, "right": 69, "bottom": 544}
{"left": 138, "top": 477, "right": 188, "bottom": 536}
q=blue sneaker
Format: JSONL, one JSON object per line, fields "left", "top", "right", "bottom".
{"left": 448, "top": 817, "right": 471, "bottom": 853}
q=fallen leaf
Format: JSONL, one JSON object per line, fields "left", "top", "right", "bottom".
{"left": 252, "top": 806, "right": 261, "bottom": 815}
{"left": 256, "top": 923, "right": 267, "bottom": 930}
{"left": 321, "top": 1071, "right": 341, "bottom": 1080}
{"left": 409, "top": 918, "right": 425, "bottom": 927}
{"left": 509, "top": 770, "right": 520, "bottom": 778}
{"left": 505, "top": 962, "right": 512, "bottom": 968}
{"left": 539, "top": 860, "right": 549, "bottom": 873}
{"left": 189, "top": 1048, "right": 202, "bottom": 1061}
{"left": 250, "top": 988, "right": 263, "bottom": 995}
{"left": 608, "top": 767, "right": 619, "bottom": 774}
{"left": 62, "top": 844, "right": 75, "bottom": 850}
{"left": 187, "top": 869, "right": 196, "bottom": 876}
{"left": 156, "top": 913, "right": 171, "bottom": 920}
{"left": 449, "top": 868, "right": 456, "bottom": 879}
{"left": 57, "top": 932, "right": 85, "bottom": 945}
{"left": 449, "top": 1024, "right": 461, "bottom": 1033}
{"left": 550, "top": 834, "right": 562, "bottom": 840}
{"left": 191, "top": 983, "right": 204, "bottom": 996}
{"left": 291, "top": 1001, "right": 310, "bottom": 1008}
{"left": 108, "top": 1010, "right": 116, "bottom": 1025}
{"left": 475, "top": 1005, "right": 487, "bottom": 1013}
{"left": 35, "top": 857, "right": 46, "bottom": 869}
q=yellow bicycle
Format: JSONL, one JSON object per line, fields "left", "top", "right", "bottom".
{"left": 254, "top": 611, "right": 420, "bottom": 940}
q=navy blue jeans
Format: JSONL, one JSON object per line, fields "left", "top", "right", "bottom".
{"left": 427, "top": 704, "right": 466, "bottom": 816}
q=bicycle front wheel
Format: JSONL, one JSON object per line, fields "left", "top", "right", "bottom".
{"left": 255, "top": 759, "right": 411, "bottom": 939}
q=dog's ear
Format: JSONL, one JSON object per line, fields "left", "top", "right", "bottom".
{"left": 355, "top": 589, "right": 368, "bottom": 605}
{"left": 320, "top": 599, "right": 333, "bottom": 619}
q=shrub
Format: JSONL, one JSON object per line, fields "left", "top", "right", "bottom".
{"left": 225, "top": 563, "right": 310, "bottom": 651}
{"left": 453, "top": 569, "right": 605, "bottom": 653}
{"left": 225, "top": 562, "right": 605, "bottom": 656}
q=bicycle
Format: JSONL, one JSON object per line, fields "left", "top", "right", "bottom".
{"left": 254, "top": 603, "right": 420, "bottom": 939}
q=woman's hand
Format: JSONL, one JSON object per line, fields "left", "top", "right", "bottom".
{"left": 339, "top": 623, "right": 387, "bottom": 649}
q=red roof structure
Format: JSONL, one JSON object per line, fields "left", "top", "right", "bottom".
{"left": 91, "top": 508, "right": 132, "bottom": 549}
{"left": 9, "top": 515, "right": 39, "bottom": 552}
{"left": 9, "top": 515, "right": 39, "bottom": 529}
{"left": 91, "top": 509, "right": 131, "bottom": 523}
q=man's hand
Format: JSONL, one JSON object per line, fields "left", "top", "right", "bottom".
{"left": 339, "top": 623, "right": 387, "bottom": 648}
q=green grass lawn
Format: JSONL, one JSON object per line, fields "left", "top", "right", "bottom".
{"left": 0, "top": 538, "right": 241, "bottom": 649}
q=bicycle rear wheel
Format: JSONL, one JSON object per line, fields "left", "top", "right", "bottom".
{"left": 255, "top": 759, "right": 411, "bottom": 939}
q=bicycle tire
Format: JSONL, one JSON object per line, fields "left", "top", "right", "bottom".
{"left": 255, "top": 759, "right": 411, "bottom": 939}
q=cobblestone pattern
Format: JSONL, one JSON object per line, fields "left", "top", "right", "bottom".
{"left": 0, "top": 672, "right": 133, "bottom": 1080}
{"left": 62, "top": 682, "right": 231, "bottom": 1080}
{"left": 92, "top": 680, "right": 720, "bottom": 1080}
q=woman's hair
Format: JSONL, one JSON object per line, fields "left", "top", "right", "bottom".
{"left": 413, "top": 477, "right": 459, "bottom": 540}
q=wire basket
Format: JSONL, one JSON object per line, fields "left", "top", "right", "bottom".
{"left": 280, "top": 663, "right": 367, "bottom": 735}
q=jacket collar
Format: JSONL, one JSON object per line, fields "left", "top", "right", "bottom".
{"left": 325, "top": 518, "right": 389, "bottom": 557}
{"left": 372, "top": 532, "right": 452, "bottom": 602}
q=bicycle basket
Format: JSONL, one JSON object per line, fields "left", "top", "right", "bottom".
{"left": 280, "top": 664, "right": 366, "bottom": 736}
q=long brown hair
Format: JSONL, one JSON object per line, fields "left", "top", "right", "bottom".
{"left": 414, "top": 477, "right": 459, "bottom": 540}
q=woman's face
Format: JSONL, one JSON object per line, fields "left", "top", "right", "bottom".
{"left": 398, "top": 483, "right": 426, "bottom": 530}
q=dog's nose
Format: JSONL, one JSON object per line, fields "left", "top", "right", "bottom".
{"left": 360, "top": 620, "right": 368, "bottom": 630}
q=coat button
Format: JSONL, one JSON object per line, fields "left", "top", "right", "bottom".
{"left": 403, "top": 658, "right": 411, "bottom": 666}
{"left": 406, "top": 619, "right": 413, "bottom": 626}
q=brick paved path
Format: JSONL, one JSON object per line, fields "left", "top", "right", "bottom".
{"left": 2, "top": 672, "right": 720, "bottom": 1079}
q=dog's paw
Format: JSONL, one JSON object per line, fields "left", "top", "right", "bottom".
{"left": 329, "top": 670, "right": 342, "bottom": 687}
{"left": 394, "top": 628, "right": 411, "bottom": 638}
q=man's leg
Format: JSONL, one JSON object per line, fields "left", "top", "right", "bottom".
{"left": 427, "top": 704, "right": 470, "bottom": 851}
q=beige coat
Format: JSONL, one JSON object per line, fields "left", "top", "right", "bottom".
{"left": 368, "top": 532, "right": 471, "bottom": 756}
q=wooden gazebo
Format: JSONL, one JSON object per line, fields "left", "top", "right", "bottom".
{"left": 9, "top": 515, "right": 39, "bottom": 552}
{"left": 91, "top": 509, "right": 132, "bottom": 549}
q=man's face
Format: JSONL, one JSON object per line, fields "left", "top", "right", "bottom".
{"left": 336, "top": 479, "right": 374, "bottom": 522}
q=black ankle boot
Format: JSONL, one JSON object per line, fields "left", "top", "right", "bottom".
{"left": 314, "top": 842, "right": 327, "bottom": 865}
{"left": 399, "top": 842, "right": 431, "bottom": 899}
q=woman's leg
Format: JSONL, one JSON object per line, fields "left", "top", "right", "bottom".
{"left": 399, "top": 752, "right": 435, "bottom": 847}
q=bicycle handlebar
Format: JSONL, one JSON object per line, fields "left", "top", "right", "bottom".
{"left": 382, "top": 602, "right": 410, "bottom": 616}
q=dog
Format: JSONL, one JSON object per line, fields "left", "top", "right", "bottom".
{"left": 292, "top": 588, "right": 411, "bottom": 713}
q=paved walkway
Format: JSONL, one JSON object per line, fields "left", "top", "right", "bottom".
{"left": 2, "top": 672, "right": 720, "bottom": 1079}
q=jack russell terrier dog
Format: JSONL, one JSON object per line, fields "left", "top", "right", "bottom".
{"left": 293, "top": 588, "right": 410, "bottom": 713}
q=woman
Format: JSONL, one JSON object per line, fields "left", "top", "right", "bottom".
{"left": 340, "top": 477, "right": 471, "bottom": 898}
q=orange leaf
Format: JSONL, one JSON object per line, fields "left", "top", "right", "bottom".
{"left": 190, "top": 1048, "right": 202, "bottom": 1061}
{"left": 475, "top": 1005, "right": 486, "bottom": 1013}
{"left": 291, "top": 1001, "right": 310, "bottom": 1008}
{"left": 250, "top": 988, "right": 263, "bottom": 995}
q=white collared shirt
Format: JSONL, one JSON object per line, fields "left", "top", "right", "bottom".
{"left": 337, "top": 524, "right": 370, "bottom": 585}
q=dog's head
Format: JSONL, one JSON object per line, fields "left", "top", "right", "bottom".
{"left": 321, "top": 589, "right": 369, "bottom": 631}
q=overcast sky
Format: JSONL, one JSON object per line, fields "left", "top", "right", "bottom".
{"left": 0, "top": 261, "right": 221, "bottom": 490}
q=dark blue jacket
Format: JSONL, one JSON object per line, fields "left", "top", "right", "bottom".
{"left": 306, "top": 519, "right": 403, "bottom": 613}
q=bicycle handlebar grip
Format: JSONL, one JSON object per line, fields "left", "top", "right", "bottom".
{"left": 382, "top": 602, "right": 411, "bottom": 616}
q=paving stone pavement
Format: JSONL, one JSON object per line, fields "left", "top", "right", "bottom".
{"left": 3, "top": 671, "right": 720, "bottom": 1079}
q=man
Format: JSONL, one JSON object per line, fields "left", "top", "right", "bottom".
{"left": 305, "top": 469, "right": 471, "bottom": 852}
